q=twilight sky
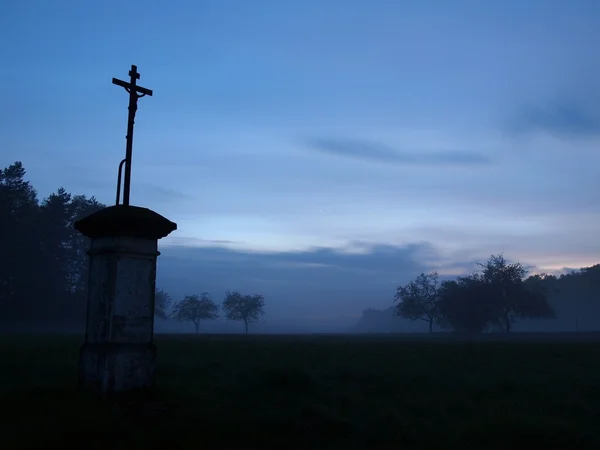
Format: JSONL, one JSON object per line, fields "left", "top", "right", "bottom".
{"left": 2, "top": 0, "right": 600, "bottom": 329}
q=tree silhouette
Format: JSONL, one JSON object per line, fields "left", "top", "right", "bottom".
{"left": 154, "top": 288, "right": 172, "bottom": 319}
{"left": 437, "top": 254, "right": 555, "bottom": 334}
{"left": 394, "top": 271, "right": 441, "bottom": 333}
{"left": 222, "top": 291, "right": 265, "bottom": 334}
{"left": 172, "top": 293, "right": 219, "bottom": 334}
{"left": 0, "top": 161, "right": 105, "bottom": 328}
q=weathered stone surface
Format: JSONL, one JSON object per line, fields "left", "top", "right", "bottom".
{"left": 85, "top": 237, "right": 158, "bottom": 345}
{"left": 79, "top": 343, "right": 157, "bottom": 392}
{"left": 76, "top": 206, "right": 176, "bottom": 396}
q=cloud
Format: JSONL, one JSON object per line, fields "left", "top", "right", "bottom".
{"left": 54, "top": 168, "right": 191, "bottom": 204}
{"left": 136, "top": 184, "right": 193, "bottom": 202}
{"left": 507, "top": 99, "right": 600, "bottom": 140}
{"left": 163, "top": 236, "right": 241, "bottom": 247}
{"left": 305, "top": 137, "right": 493, "bottom": 166}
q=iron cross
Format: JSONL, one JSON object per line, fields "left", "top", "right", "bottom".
{"left": 112, "top": 64, "right": 153, "bottom": 207}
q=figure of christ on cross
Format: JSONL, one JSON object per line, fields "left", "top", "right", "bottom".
{"left": 113, "top": 64, "right": 153, "bottom": 207}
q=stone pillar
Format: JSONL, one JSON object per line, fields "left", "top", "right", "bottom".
{"left": 74, "top": 205, "right": 177, "bottom": 396}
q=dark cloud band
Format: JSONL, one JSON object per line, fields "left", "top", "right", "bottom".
{"left": 306, "top": 137, "right": 492, "bottom": 166}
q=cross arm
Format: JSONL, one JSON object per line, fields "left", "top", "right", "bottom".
{"left": 112, "top": 78, "right": 154, "bottom": 97}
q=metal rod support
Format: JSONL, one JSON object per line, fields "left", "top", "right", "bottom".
{"left": 116, "top": 158, "right": 127, "bottom": 205}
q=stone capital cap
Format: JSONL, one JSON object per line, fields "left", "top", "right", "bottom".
{"left": 74, "top": 205, "right": 177, "bottom": 240}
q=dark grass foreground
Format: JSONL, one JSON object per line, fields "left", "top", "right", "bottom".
{"left": 1, "top": 333, "right": 600, "bottom": 449}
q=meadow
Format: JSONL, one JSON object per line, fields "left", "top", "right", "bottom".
{"left": 1, "top": 333, "right": 600, "bottom": 449}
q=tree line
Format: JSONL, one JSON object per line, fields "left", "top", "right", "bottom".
{"left": 394, "top": 254, "right": 560, "bottom": 334}
{"left": 1, "top": 161, "right": 105, "bottom": 328}
{"left": 155, "top": 289, "right": 265, "bottom": 334}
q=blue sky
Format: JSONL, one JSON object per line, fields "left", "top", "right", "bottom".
{"left": 2, "top": 0, "right": 600, "bottom": 329}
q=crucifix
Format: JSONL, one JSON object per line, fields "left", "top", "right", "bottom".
{"left": 113, "top": 64, "right": 153, "bottom": 207}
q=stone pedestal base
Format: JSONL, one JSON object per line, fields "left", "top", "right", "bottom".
{"left": 79, "top": 343, "right": 157, "bottom": 394}
{"left": 74, "top": 206, "right": 177, "bottom": 397}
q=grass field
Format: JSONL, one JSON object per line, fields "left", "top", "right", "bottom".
{"left": 1, "top": 333, "right": 600, "bottom": 449}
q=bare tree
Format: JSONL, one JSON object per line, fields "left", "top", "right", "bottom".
{"left": 478, "top": 254, "right": 554, "bottom": 332}
{"left": 222, "top": 291, "right": 265, "bottom": 334}
{"left": 154, "top": 288, "right": 172, "bottom": 319}
{"left": 394, "top": 272, "right": 441, "bottom": 333}
{"left": 171, "top": 293, "right": 219, "bottom": 334}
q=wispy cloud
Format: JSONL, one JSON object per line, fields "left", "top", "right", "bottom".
{"left": 138, "top": 184, "right": 193, "bottom": 202}
{"left": 163, "top": 236, "right": 241, "bottom": 247}
{"left": 507, "top": 99, "right": 600, "bottom": 140}
{"left": 306, "top": 137, "right": 492, "bottom": 166}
